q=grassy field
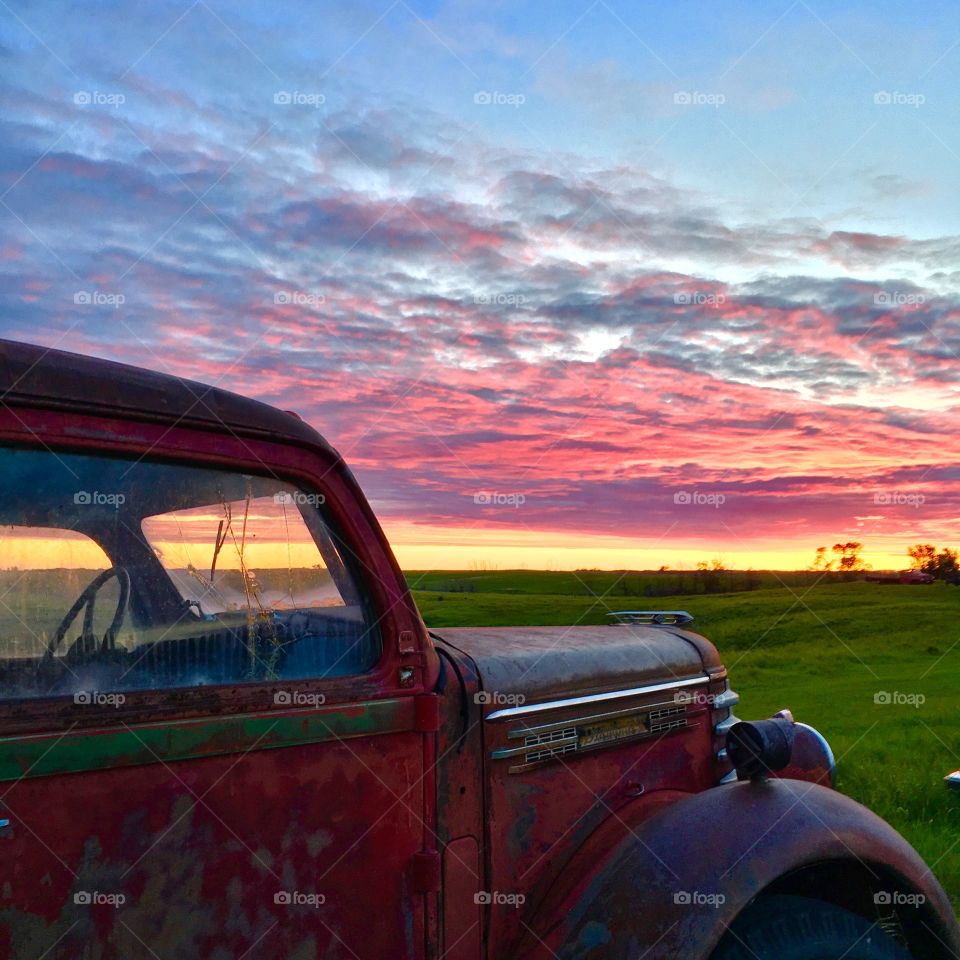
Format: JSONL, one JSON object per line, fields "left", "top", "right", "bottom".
{"left": 408, "top": 570, "right": 960, "bottom": 905}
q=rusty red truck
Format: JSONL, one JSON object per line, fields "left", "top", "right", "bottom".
{"left": 0, "top": 339, "right": 956, "bottom": 960}
{"left": 865, "top": 571, "right": 936, "bottom": 585}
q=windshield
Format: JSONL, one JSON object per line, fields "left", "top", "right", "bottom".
{"left": 142, "top": 490, "right": 355, "bottom": 616}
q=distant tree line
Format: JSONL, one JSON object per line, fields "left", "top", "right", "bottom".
{"left": 805, "top": 542, "right": 959, "bottom": 582}
{"left": 906, "top": 544, "right": 959, "bottom": 580}
{"left": 425, "top": 579, "right": 477, "bottom": 592}
{"left": 808, "top": 542, "right": 869, "bottom": 574}
{"left": 639, "top": 568, "right": 767, "bottom": 596}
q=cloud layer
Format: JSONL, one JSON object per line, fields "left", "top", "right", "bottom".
{"left": 1, "top": 1, "right": 958, "bottom": 567}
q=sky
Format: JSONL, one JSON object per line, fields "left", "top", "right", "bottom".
{"left": 0, "top": 0, "right": 958, "bottom": 570}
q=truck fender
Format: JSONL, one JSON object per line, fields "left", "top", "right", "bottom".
{"left": 516, "top": 779, "right": 960, "bottom": 960}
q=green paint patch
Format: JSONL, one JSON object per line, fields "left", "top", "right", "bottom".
{"left": 0, "top": 698, "right": 414, "bottom": 782}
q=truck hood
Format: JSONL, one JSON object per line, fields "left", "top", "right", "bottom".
{"left": 433, "top": 624, "right": 724, "bottom": 705}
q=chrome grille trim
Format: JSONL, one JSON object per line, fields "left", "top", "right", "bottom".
{"left": 714, "top": 714, "right": 739, "bottom": 736}
{"left": 526, "top": 742, "right": 578, "bottom": 763}
{"left": 712, "top": 681, "right": 739, "bottom": 782}
{"left": 492, "top": 734, "right": 579, "bottom": 760}
{"left": 648, "top": 711, "right": 687, "bottom": 735}
{"left": 711, "top": 689, "right": 739, "bottom": 710}
{"left": 648, "top": 704, "right": 686, "bottom": 723}
{"left": 507, "top": 696, "right": 704, "bottom": 739}
{"left": 490, "top": 683, "right": 704, "bottom": 772}
{"left": 525, "top": 727, "right": 578, "bottom": 747}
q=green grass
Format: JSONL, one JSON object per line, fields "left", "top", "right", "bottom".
{"left": 406, "top": 568, "right": 828, "bottom": 597}
{"left": 409, "top": 571, "right": 960, "bottom": 905}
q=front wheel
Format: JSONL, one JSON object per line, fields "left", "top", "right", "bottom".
{"left": 712, "top": 894, "right": 912, "bottom": 960}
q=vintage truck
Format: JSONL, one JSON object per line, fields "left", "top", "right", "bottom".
{"left": 865, "top": 571, "right": 936, "bottom": 585}
{"left": 0, "top": 338, "right": 956, "bottom": 960}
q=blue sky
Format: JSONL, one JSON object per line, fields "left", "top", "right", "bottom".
{"left": 7, "top": 1, "right": 958, "bottom": 243}
{"left": 1, "top": 0, "right": 958, "bottom": 568}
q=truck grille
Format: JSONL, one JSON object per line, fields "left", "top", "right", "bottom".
{"left": 647, "top": 705, "right": 687, "bottom": 734}
{"left": 490, "top": 684, "right": 709, "bottom": 772}
{"left": 523, "top": 728, "right": 578, "bottom": 763}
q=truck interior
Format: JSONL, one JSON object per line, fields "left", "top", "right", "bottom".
{"left": 0, "top": 445, "right": 380, "bottom": 701}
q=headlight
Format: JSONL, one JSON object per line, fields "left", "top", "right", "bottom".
{"left": 726, "top": 709, "right": 796, "bottom": 781}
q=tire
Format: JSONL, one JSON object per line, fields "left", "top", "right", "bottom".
{"left": 712, "top": 894, "right": 912, "bottom": 960}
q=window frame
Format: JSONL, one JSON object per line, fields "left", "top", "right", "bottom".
{"left": 0, "top": 403, "right": 428, "bottom": 736}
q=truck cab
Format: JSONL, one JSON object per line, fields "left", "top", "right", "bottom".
{"left": 0, "top": 339, "right": 955, "bottom": 960}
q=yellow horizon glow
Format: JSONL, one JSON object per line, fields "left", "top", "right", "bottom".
{"left": 0, "top": 533, "right": 326, "bottom": 571}
{"left": 383, "top": 521, "right": 918, "bottom": 571}
{"left": 0, "top": 522, "right": 925, "bottom": 573}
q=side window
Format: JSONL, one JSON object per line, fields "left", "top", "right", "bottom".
{"left": 0, "top": 528, "right": 114, "bottom": 660}
{"left": 0, "top": 447, "right": 380, "bottom": 702}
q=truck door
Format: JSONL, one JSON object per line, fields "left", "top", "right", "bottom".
{"left": 0, "top": 439, "right": 432, "bottom": 960}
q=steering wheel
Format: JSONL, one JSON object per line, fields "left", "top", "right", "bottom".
{"left": 47, "top": 567, "right": 131, "bottom": 658}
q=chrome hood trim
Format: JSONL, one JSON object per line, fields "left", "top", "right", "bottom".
{"left": 486, "top": 674, "right": 710, "bottom": 720}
